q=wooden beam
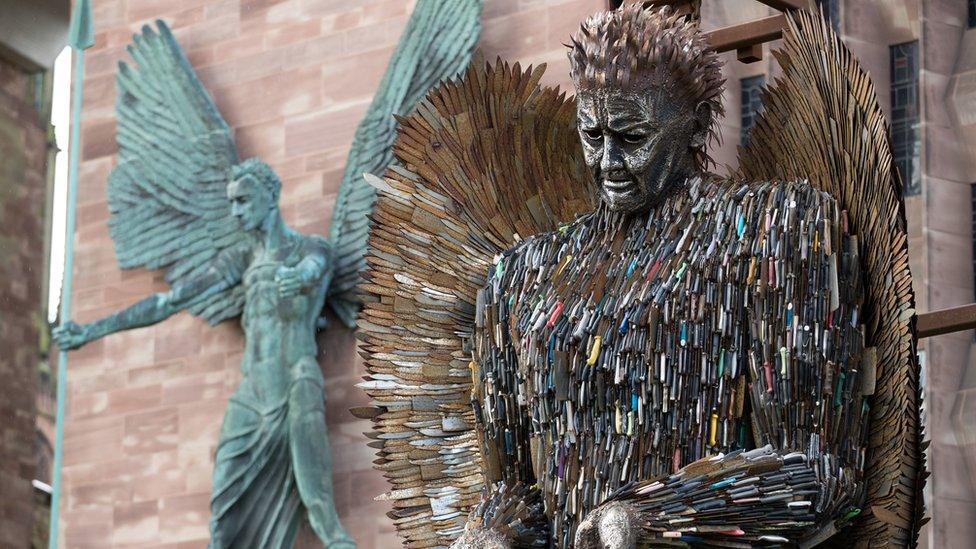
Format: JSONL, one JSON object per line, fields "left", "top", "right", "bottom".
{"left": 705, "top": 14, "right": 786, "bottom": 53}
{"left": 618, "top": 0, "right": 697, "bottom": 12}
{"left": 611, "top": 3, "right": 798, "bottom": 58}
{"left": 754, "top": 0, "right": 808, "bottom": 10}
{"left": 737, "top": 42, "right": 764, "bottom": 63}
{"left": 617, "top": 0, "right": 806, "bottom": 11}
{"left": 917, "top": 304, "right": 976, "bottom": 339}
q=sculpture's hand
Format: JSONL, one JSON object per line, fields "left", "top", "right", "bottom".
{"left": 574, "top": 501, "right": 639, "bottom": 549}
{"left": 449, "top": 527, "right": 511, "bottom": 549}
{"left": 52, "top": 320, "right": 95, "bottom": 351}
{"left": 275, "top": 266, "right": 308, "bottom": 297}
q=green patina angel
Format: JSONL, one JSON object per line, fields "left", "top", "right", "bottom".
{"left": 50, "top": 18, "right": 398, "bottom": 547}
{"left": 53, "top": 0, "right": 482, "bottom": 542}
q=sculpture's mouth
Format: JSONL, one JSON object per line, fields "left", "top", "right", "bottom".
{"left": 603, "top": 178, "right": 636, "bottom": 193}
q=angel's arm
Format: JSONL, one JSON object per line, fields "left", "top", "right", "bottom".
{"left": 453, "top": 249, "right": 549, "bottom": 549}
{"left": 275, "top": 237, "right": 331, "bottom": 298}
{"left": 576, "top": 184, "right": 869, "bottom": 549}
{"left": 53, "top": 247, "right": 247, "bottom": 350}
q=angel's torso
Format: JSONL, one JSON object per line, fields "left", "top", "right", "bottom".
{"left": 235, "top": 233, "right": 330, "bottom": 405}
{"left": 474, "top": 177, "right": 866, "bottom": 545}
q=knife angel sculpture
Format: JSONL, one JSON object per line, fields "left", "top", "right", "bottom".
{"left": 53, "top": 21, "right": 374, "bottom": 548}
{"left": 359, "top": 6, "right": 923, "bottom": 549}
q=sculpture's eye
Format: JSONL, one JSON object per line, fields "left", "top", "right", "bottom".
{"left": 583, "top": 129, "right": 603, "bottom": 142}
{"left": 622, "top": 133, "right": 646, "bottom": 144}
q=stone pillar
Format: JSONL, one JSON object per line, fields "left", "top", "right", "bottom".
{"left": 0, "top": 55, "right": 49, "bottom": 549}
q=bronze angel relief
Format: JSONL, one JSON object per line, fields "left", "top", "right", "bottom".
{"left": 359, "top": 6, "right": 923, "bottom": 549}
{"left": 52, "top": 21, "right": 372, "bottom": 548}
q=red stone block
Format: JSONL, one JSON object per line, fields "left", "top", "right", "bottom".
{"left": 124, "top": 407, "right": 179, "bottom": 454}
{"left": 214, "top": 66, "right": 323, "bottom": 127}
{"left": 322, "top": 46, "right": 396, "bottom": 106}
{"left": 158, "top": 492, "right": 211, "bottom": 543}
{"left": 112, "top": 500, "right": 160, "bottom": 545}
{"left": 360, "top": 0, "right": 412, "bottom": 24}
{"left": 279, "top": 32, "right": 346, "bottom": 67}
{"left": 284, "top": 102, "right": 367, "bottom": 156}
{"left": 106, "top": 384, "right": 163, "bottom": 416}
{"left": 265, "top": 19, "right": 323, "bottom": 48}
{"left": 235, "top": 118, "right": 286, "bottom": 159}
{"left": 321, "top": 8, "right": 362, "bottom": 33}
{"left": 342, "top": 16, "right": 407, "bottom": 55}
{"left": 176, "top": 400, "right": 226, "bottom": 447}
{"left": 481, "top": 6, "right": 550, "bottom": 62}
{"left": 153, "top": 326, "right": 202, "bottom": 363}
{"left": 81, "top": 118, "right": 119, "bottom": 160}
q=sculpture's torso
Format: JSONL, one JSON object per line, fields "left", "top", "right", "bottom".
{"left": 234, "top": 233, "right": 330, "bottom": 407}
{"left": 475, "top": 177, "right": 867, "bottom": 546}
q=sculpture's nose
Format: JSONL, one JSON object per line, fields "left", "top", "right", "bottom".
{"left": 600, "top": 137, "right": 624, "bottom": 175}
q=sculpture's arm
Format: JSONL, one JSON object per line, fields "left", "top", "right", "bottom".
{"left": 53, "top": 249, "right": 246, "bottom": 350}
{"left": 275, "top": 236, "right": 331, "bottom": 298}
{"left": 576, "top": 184, "right": 868, "bottom": 548}
{"left": 452, "top": 250, "right": 549, "bottom": 549}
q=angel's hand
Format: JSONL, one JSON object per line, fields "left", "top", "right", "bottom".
{"left": 275, "top": 266, "right": 308, "bottom": 297}
{"left": 574, "top": 501, "right": 639, "bottom": 549}
{"left": 449, "top": 527, "right": 511, "bottom": 549}
{"left": 52, "top": 321, "right": 94, "bottom": 351}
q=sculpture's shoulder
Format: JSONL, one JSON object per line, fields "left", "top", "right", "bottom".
{"left": 214, "top": 237, "right": 256, "bottom": 277}
{"left": 693, "top": 175, "right": 838, "bottom": 230}
{"left": 296, "top": 232, "right": 332, "bottom": 260}
{"left": 727, "top": 176, "right": 836, "bottom": 209}
{"left": 487, "top": 211, "right": 597, "bottom": 289}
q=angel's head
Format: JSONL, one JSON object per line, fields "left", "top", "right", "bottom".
{"left": 569, "top": 5, "right": 724, "bottom": 213}
{"left": 228, "top": 158, "right": 282, "bottom": 232}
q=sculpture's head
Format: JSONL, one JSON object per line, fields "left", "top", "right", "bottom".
{"left": 569, "top": 5, "right": 724, "bottom": 213}
{"left": 228, "top": 158, "right": 282, "bottom": 232}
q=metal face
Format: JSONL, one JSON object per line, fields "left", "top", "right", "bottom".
{"left": 576, "top": 88, "right": 701, "bottom": 214}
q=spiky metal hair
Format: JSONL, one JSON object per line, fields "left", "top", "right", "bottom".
{"left": 569, "top": 5, "right": 725, "bottom": 119}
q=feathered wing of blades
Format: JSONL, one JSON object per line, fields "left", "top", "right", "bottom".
{"left": 735, "top": 11, "right": 924, "bottom": 547}
{"left": 107, "top": 20, "right": 244, "bottom": 325}
{"left": 357, "top": 56, "right": 594, "bottom": 548}
{"left": 327, "top": 0, "right": 482, "bottom": 329}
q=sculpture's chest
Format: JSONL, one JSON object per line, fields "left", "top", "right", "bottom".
{"left": 479, "top": 187, "right": 767, "bottom": 521}
{"left": 511, "top": 200, "right": 752, "bottom": 439}
{"left": 475, "top": 181, "right": 863, "bottom": 545}
{"left": 241, "top": 245, "right": 312, "bottom": 323}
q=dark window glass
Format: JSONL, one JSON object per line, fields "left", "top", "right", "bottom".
{"left": 816, "top": 0, "right": 841, "bottom": 33}
{"left": 740, "top": 75, "right": 765, "bottom": 147}
{"left": 969, "top": 0, "right": 976, "bottom": 29}
{"left": 890, "top": 42, "right": 920, "bottom": 196}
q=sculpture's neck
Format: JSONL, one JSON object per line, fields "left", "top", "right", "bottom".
{"left": 602, "top": 174, "right": 697, "bottom": 225}
{"left": 258, "top": 209, "right": 290, "bottom": 252}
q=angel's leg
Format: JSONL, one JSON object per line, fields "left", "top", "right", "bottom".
{"left": 288, "top": 356, "right": 355, "bottom": 548}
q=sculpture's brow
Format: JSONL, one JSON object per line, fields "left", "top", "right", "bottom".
{"left": 607, "top": 117, "right": 651, "bottom": 132}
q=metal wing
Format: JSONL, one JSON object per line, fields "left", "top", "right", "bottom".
{"left": 357, "top": 56, "right": 594, "bottom": 548}
{"left": 734, "top": 11, "right": 924, "bottom": 546}
{"left": 327, "top": 0, "right": 482, "bottom": 329}
{"left": 107, "top": 20, "right": 244, "bottom": 325}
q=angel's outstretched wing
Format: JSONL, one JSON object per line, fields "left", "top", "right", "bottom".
{"left": 107, "top": 21, "right": 245, "bottom": 325}
{"left": 357, "top": 57, "right": 594, "bottom": 547}
{"left": 327, "top": 0, "right": 482, "bottom": 329}
{"left": 735, "top": 11, "right": 924, "bottom": 546}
